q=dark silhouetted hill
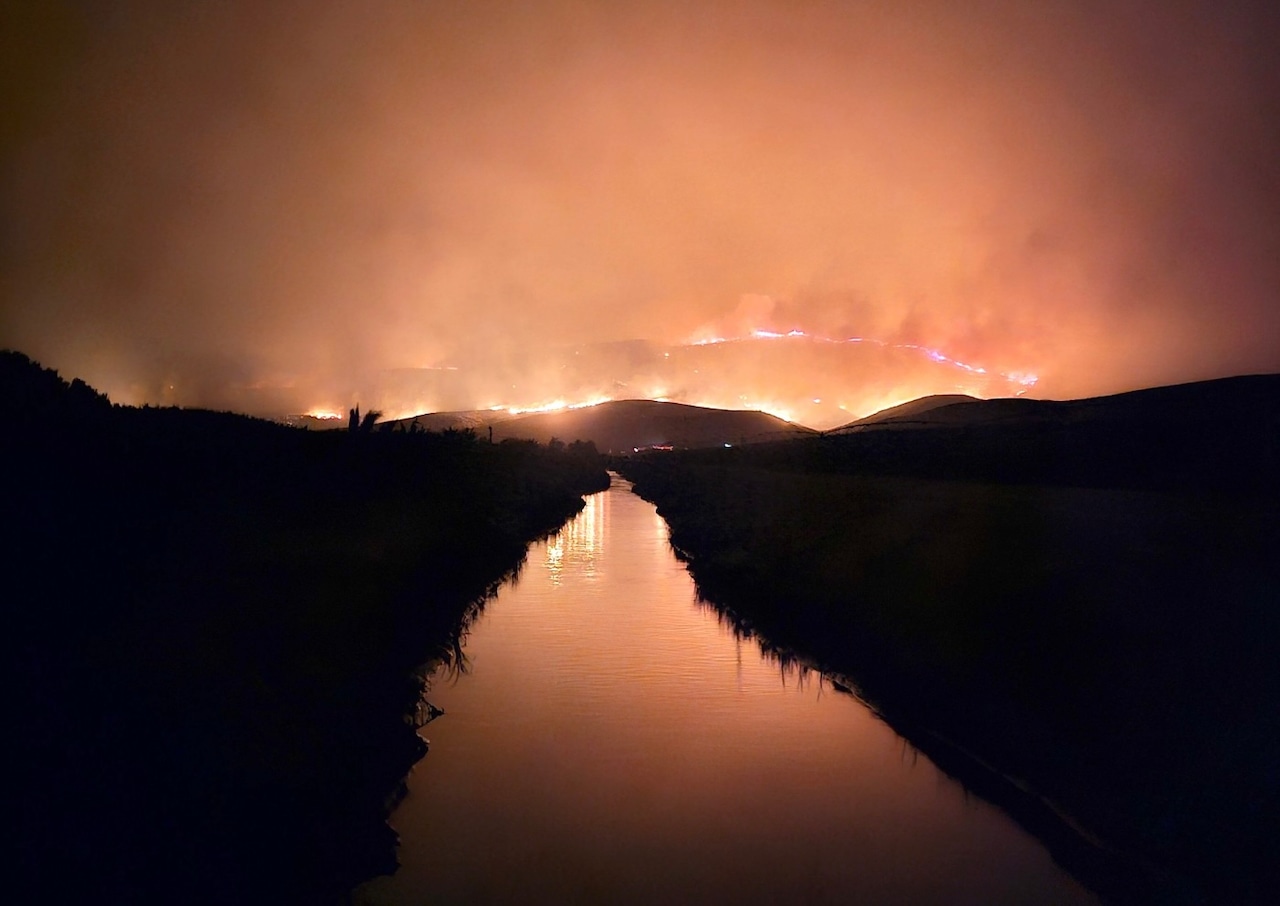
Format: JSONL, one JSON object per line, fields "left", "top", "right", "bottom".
{"left": 837, "top": 375, "right": 1280, "bottom": 433}
{"left": 494, "top": 400, "right": 814, "bottom": 451}
{"left": 716, "top": 373, "right": 1280, "bottom": 494}
{"left": 387, "top": 399, "right": 815, "bottom": 452}
{"left": 832, "top": 393, "right": 978, "bottom": 429}
{"left": 392, "top": 409, "right": 494, "bottom": 433}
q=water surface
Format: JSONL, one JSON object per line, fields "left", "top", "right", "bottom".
{"left": 357, "top": 477, "right": 1095, "bottom": 905}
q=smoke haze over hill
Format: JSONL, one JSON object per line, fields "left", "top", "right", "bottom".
{"left": 3, "top": 1, "right": 1278, "bottom": 418}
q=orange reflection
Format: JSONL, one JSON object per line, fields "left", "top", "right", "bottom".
{"left": 361, "top": 478, "right": 1091, "bottom": 905}
{"left": 544, "top": 487, "right": 605, "bottom": 585}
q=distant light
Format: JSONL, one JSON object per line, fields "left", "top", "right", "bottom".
{"left": 724, "top": 443, "right": 732, "bottom": 448}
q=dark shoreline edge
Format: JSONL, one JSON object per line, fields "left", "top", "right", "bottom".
{"left": 687, "top": 588, "right": 1184, "bottom": 905}
{"left": 617, "top": 375, "right": 1280, "bottom": 905}
{"left": 5, "top": 350, "right": 610, "bottom": 905}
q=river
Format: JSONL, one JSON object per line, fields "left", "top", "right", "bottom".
{"left": 355, "top": 476, "right": 1096, "bottom": 904}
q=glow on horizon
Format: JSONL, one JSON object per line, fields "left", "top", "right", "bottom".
{"left": 301, "top": 328, "right": 1039, "bottom": 429}
{"left": 681, "top": 327, "right": 1038, "bottom": 389}
{"left": 5, "top": 2, "right": 1277, "bottom": 428}
{"left": 300, "top": 389, "right": 961, "bottom": 432}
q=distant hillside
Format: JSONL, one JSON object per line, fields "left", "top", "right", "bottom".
{"left": 387, "top": 399, "right": 815, "bottom": 452}
{"left": 835, "top": 374, "right": 1280, "bottom": 435}
{"left": 658, "top": 373, "right": 1280, "bottom": 494}
{"left": 490, "top": 400, "right": 814, "bottom": 452}
{"left": 834, "top": 394, "right": 979, "bottom": 430}
{"left": 392, "top": 409, "right": 496, "bottom": 433}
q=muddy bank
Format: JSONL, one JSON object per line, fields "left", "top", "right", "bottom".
{"left": 619, "top": 414, "right": 1279, "bottom": 904}
{"left": 5, "top": 351, "right": 609, "bottom": 904}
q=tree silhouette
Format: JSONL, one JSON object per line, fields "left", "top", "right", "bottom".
{"left": 348, "top": 405, "right": 382, "bottom": 434}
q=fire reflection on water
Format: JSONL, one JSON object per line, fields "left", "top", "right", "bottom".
{"left": 544, "top": 487, "right": 605, "bottom": 585}
{"left": 357, "top": 478, "right": 1093, "bottom": 906}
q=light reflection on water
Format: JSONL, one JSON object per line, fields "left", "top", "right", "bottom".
{"left": 356, "top": 477, "right": 1095, "bottom": 905}
{"left": 545, "top": 483, "right": 605, "bottom": 584}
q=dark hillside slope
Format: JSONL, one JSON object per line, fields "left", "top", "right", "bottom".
{"left": 729, "top": 374, "right": 1280, "bottom": 494}
{"left": 391, "top": 408, "right": 495, "bottom": 433}
{"left": 493, "top": 399, "right": 814, "bottom": 451}
{"left": 3, "top": 350, "right": 608, "bottom": 905}
{"left": 385, "top": 399, "right": 815, "bottom": 451}
{"left": 833, "top": 393, "right": 978, "bottom": 428}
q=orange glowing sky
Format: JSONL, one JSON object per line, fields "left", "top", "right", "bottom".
{"left": 2, "top": 1, "right": 1278, "bottom": 426}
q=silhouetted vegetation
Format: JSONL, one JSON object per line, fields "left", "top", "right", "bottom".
{"left": 618, "top": 374, "right": 1280, "bottom": 904}
{"left": 349, "top": 403, "right": 383, "bottom": 434}
{"left": 3, "top": 350, "right": 608, "bottom": 904}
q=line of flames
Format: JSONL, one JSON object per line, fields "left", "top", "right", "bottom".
{"left": 305, "top": 328, "right": 1037, "bottom": 426}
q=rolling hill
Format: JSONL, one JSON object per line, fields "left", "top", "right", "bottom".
{"left": 832, "top": 373, "right": 1280, "bottom": 435}
{"left": 692, "top": 373, "right": 1280, "bottom": 495}
{"left": 388, "top": 399, "right": 816, "bottom": 452}
{"left": 833, "top": 393, "right": 979, "bottom": 430}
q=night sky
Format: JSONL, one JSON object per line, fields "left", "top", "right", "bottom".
{"left": 3, "top": 1, "right": 1278, "bottom": 425}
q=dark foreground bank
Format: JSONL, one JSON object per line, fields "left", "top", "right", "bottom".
{"left": 4, "top": 351, "right": 608, "bottom": 904}
{"left": 618, "top": 375, "right": 1280, "bottom": 904}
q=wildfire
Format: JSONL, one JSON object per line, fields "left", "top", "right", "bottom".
{"left": 496, "top": 394, "right": 614, "bottom": 417}
{"left": 296, "top": 325, "right": 1040, "bottom": 431}
{"left": 680, "top": 327, "right": 1039, "bottom": 389}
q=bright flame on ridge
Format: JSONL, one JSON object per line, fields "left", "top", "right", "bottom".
{"left": 683, "top": 327, "right": 1038, "bottom": 389}
{"left": 496, "top": 394, "right": 614, "bottom": 416}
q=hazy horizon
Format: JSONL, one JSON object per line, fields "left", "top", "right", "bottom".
{"left": 4, "top": 1, "right": 1278, "bottom": 424}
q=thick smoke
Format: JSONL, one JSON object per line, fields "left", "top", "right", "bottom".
{"left": 3, "top": 0, "right": 1277, "bottom": 423}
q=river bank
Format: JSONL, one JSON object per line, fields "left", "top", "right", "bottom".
{"left": 356, "top": 476, "right": 1096, "bottom": 906}
{"left": 5, "top": 351, "right": 609, "bottom": 904}
{"left": 618, "top": 415, "right": 1279, "bottom": 903}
